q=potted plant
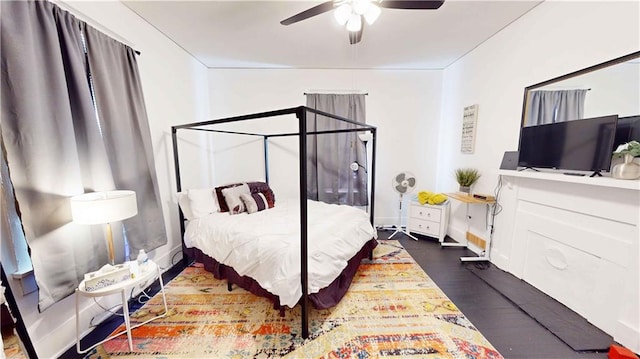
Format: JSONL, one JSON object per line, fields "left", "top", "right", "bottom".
{"left": 612, "top": 140, "right": 640, "bottom": 180}
{"left": 454, "top": 168, "right": 481, "bottom": 193}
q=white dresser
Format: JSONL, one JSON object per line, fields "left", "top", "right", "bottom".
{"left": 407, "top": 201, "right": 449, "bottom": 242}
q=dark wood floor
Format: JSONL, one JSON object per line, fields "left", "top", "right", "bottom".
{"left": 62, "top": 230, "right": 612, "bottom": 359}
{"left": 388, "top": 230, "right": 609, "bottom": 359}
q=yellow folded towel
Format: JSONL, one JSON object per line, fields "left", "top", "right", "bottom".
{"left": 417, "top": 191, "right": 434, "bottom": 205}
{"left": 417, "top": 191, "right": 448, "bottom": 205}
{"left": 428, "top": 193, "right": 448, "bottom": 205}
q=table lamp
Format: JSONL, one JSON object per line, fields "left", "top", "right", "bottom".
{"left": 70, "top": 190, "right": 137, "bottom": 265}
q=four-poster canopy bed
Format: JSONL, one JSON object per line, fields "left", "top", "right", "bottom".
{"left": 171, "top": 106, "right": 378, "bottom": 339}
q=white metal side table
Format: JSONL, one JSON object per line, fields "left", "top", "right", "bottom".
{"left": 75, "top": 260, "right": 167, "bottom": 353}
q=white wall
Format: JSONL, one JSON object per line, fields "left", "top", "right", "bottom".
{"left": 205, "top": 69, "right": 444, "bottom": 225}
{"left": 3, "top": 2, "right": 209, "bottom": 358}
{"left": 438, "top": 0, "right": 639, "bottom": 351}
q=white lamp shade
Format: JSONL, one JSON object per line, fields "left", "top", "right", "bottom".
{"left": 71, "top": 190, "right": 137, "bottom": 224}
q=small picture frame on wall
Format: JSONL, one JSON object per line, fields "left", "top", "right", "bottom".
{"left": 461, "top": 104, "right": 479, "bottom": 154}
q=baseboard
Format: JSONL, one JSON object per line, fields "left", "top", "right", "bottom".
{"left": 374, "top": 217, "right": 402, "bottom": 228}
{"left": 446, "top": 224, "right": 466, "bottom": 246}
{"left": 616, "top": 320, "right": 640, "bottom": 354}
{"left": 491, "top": 252, "right": 511, "bottom": 271}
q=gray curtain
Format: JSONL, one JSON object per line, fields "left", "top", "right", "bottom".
{"left": 84, "top": 26, "right": 166, "bottom": 255}
{"left": 524, "top": 89, "right": 588, "bottom": 126}
{"left": 306, "top": 94, "right": 367, "bottom": 206}
{"left": 0, "top": 1, "right": 166, "bottom": 310}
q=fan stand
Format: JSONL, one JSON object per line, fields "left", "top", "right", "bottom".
{"left": 388, "top": 193, "right": 418, "bottom": 241}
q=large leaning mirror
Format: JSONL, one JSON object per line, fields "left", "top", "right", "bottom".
{"left": 521, "top": 51, "right": 640, "bottom": 127}
{"left": 517, "top": 51, "right": 640, "bottom": 176}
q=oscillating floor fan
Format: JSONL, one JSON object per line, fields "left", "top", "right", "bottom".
{"left": 389, "top": 171, "right": 418, "bottom": 240}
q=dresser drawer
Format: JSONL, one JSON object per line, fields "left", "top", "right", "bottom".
{"left": 409, "top": 205, "right": 441, "bottom": 221}
{"left": 409, "top": 218, "right": 440, "bottom": 237}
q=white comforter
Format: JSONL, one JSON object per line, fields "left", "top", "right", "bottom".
{"left": 184, "top": 199, "right": 376, "bottom": 307}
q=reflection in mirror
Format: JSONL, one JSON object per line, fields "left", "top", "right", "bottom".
{"left": 521, "top": 51, "right": 640, "bottom": 127}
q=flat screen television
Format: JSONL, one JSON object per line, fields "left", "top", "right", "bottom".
{"left": 518, "top": 115, "right": 618, "bottom": 174}
{"left": 614, "top": 115, "right": 640, "bottom": 149}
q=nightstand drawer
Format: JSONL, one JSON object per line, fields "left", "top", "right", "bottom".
{"left": 409, "top": 218, "right": 440, "bottom": 237}
{"left": 409, "top": 205, "right": 441, "bottom": 221}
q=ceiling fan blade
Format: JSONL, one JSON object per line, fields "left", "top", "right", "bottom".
{"left": 281, "top": 1, "right": 335, "bottom": 25}
{"left": 379, "top": 0, "right": 445, "bottom": 10}
{"left": 348, "top": 20, "right": 364, "bottom": 45}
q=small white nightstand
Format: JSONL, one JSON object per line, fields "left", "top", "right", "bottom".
{"left": 75, "top": 260, "right": 167, "bottom": 354}
{"left": 407, "top": 201, "right": 450, "bottom": 242}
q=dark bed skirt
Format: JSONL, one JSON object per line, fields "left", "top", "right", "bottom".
{"left": 184, "top": 238, "right": 378, "bottom": 311}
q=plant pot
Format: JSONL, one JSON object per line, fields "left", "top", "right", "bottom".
{"left": 612, "top": 154, "right": 640, "bottom": 180}
{"left": 459, "top": 185, "right": 471, "bottom": 194}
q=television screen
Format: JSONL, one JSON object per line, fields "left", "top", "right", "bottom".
{"left": 518, "top": 115, "right": 618, "bottom": 173}
{"left": 614, "top": 115, "right": 640, "bottom": 150}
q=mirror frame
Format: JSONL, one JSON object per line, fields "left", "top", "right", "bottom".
{"left": 519, "top": 50, "right": 640, "bottom": 127}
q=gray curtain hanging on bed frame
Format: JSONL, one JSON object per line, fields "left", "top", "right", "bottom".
{"left": 306, "top": 93, "right": 368, "bottom": 206}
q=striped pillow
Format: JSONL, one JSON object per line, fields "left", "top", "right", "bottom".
{"left": 221, "top": 184, "right": 251, "bottom": 215}
{"left": 216, "top": 182, "right": 275, "bottom": 212}
{"left": 240, "top": 193, "right": 269, "bottom": 214}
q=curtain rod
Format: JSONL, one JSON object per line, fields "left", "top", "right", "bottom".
{"left": 531, "top": 88, "right": 591, "bottom": 91}
{"left": 304, "top": 91, "right": 368, "bottom": 95}
{"left": 53, "top": 1, "right": 141, "bottom": 55}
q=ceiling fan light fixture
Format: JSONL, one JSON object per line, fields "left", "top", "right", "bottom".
{"left": 346, "top": 13, "right": 362, "bottom": 32}
{"left": 363, "top": 3, "right": 381, "bottom": 24}
{"left": 334, "top": 4, "right": 352, "bottom": 25}
{"left": 352, "top": 0, "right": 371, "bottom": 15}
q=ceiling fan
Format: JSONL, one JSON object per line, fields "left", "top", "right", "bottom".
{"left": 281, "top": 0, "right": 445, "bottom": 45}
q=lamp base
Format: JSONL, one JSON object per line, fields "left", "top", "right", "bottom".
{"left": 106, "top": 223, "right": 115, "bottom": 265}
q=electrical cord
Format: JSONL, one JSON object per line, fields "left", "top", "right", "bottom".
{"left": 493, "top": 175, "right": 504, "bottom": 216}
{"left": 89, "top": 299, "right": 123, "bottom": 327}
{"left": 91, "top": 298, "right": 123, "bottom": 316}
{"left": 171, "top": 250, "right": 182, "bottom": 266}
{"left": 467, "top": 261, "right": 491, "bottom": 270}
{"left": 136, "top": 289, "right": 152, "bottom": 305}
{"left": 475, "top": 174, "right": 506, "bottom": 270}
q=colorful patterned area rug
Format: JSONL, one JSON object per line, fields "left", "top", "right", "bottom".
{"left": 89, "top": 240, "right": 503, "bottom": 358}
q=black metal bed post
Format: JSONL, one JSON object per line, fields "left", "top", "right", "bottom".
{"left": 297, "top": 106, "right": 310, "bottom": 339}
{"left": 370, "top": 128, "right": 377, "bottom": 227}
{"left": 263, "top": 136, "right": 270, "bottom": 184}
{"left": 171, "top": 127, "right": 189, "bottom": 266}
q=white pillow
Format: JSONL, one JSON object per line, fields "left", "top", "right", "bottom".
{"left": 221, "top": 184, "right": 251, "bottom": 215}
{"left": 175, "top": 192, "right": 195, "bottom": 220}
{"left": 187, "top": 188, "right": 218, "bottom": 218}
